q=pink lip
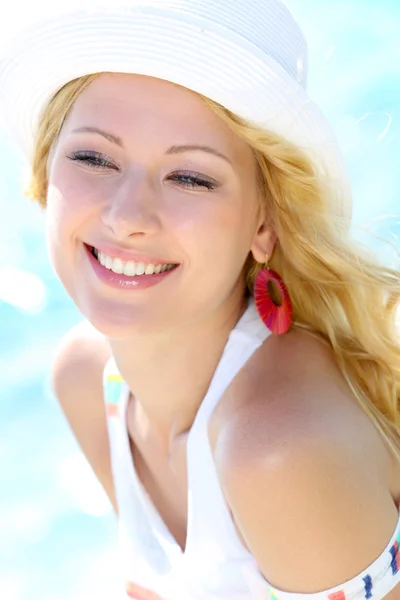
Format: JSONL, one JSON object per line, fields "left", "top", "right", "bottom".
{"left": 85, "top": 242, "right": 177, "bottom": 266}
{"left": 84, "top": 243, "right": 179, "bottom": 290}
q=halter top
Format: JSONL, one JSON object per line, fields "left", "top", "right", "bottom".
{"left": 103, "top": 298, "right": 400, "bottom": 600}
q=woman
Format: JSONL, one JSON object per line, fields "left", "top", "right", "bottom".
{"left": 0, "top": 0, "right": 400, "bottom": 598}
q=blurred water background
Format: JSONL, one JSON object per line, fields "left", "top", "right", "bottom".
{"left": 0, "top": 1, "right": 399, "bottom": 598}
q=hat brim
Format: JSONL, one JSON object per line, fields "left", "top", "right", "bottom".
{"left": 0, "top": 6, "right": 352, "bottom": 219}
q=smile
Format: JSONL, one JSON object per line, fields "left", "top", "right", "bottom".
{"left": 91, "top": 247, "right": 177, "bottom": 277}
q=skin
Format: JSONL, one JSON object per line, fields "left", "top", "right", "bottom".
{"left": 211, "top": 332, "right": 400, "bottom": 595}
{"left": 49, "top": 73, "right": 400, "bottom": 597}
{"left": 47, "top": 72, "right": 274, "bottom": 442}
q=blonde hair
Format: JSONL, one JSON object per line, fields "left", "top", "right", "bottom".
{"left": 24, "top": 73, "right": 400, "bottom": 461}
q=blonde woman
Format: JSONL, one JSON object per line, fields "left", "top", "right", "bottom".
{"left": 0, "top": 1, "right": 399, "bottom": 599}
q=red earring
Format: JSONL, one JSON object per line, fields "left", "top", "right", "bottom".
{"left": 254, "top": 254, "right": 292, "bottom": 335}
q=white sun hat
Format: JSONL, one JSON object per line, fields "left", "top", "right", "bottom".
{"left": 0, "top": 0, "right": 352, "bottom": 220}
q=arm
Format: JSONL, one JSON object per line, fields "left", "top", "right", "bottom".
{"left": 213, "top": 331, "right": 400, "bottom": 597}
{"left": 50, "top": 320, "right": 117, "bottom": 513}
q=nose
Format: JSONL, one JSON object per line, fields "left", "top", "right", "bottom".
{"left": 101, "top": 176, "right": 161, "bottom": 239}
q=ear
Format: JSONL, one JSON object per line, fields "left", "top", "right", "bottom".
{"left": 250, "top": 219, "right": 277, "bottom": 264}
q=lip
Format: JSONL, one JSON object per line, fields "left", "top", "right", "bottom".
{"left": 85, "top": 242, "right": 178, "bottom": 266}
{"left": 84, "top": 243, "right": 179, "bottom": 290}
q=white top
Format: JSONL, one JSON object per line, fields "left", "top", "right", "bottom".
{"left": 103, "top": 298, "right": 400, "bottom": 600}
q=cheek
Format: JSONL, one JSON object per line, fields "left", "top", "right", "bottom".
{"left": 45, "top": 182, "right": 80, "bottom": 262}
{"left": 44, "top": 186, "right": 72, "bottom": 282}
{"left": 48, "top": 163, "right": 95, "bottom": 213}
{"left": 45, "top": 164, "right": 96, "bottom": 273}
{"left": 170, "top": 195, "right": 254, "bottom": 274}
{"left": 46, "top": 163, "right": 105, "bottom": 241}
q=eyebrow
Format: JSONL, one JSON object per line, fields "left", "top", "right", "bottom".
{"left": 71, "top": 126, "right": 233, "bottom": 166}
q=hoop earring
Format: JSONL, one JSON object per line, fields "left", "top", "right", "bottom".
{"left": 254, "top": 254, "right": 293, "bottom": 335}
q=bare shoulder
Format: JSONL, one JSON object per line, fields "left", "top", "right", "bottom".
{"left": 51, "top": 320, "right": 117, "bottom": 512}
{"left": 209, "top": 329, "right": 399, "bottom": 592}
{"left": 211, "top": 328, "right": 388, "bottom": 472}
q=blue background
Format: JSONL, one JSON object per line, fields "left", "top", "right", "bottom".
{"left": 0, "top": 1, "right": 399, "bottom": 598}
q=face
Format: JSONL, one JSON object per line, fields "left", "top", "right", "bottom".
{"left": 46, "top": 73, "right": 268, "bottom": 338}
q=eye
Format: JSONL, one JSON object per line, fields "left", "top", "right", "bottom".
{"left": 66, "top": 151, "right": 119, "bottom": 171}
{"left": 66, "top": 152, "right": 218, "bottom": 191}
{"left": 168, "top": 172, "right": 218, "bottom": 191}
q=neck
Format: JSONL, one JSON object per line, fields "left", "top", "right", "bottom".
{"left": 108, "top": 295, "right": 249, "bottom": 447}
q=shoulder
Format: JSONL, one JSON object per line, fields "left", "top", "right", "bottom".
{"left": 51, "top": 320, "right": 116, "bottom": 511}
{"left": 51, "top": 319, "right": 112, "bottom": 405}
{"left": 211, "top": 329, "right": 398, "bottom": 592}
{"left": 52, "top": 318, "right": 111, "bottom": 375}
{"left": 211, "top": 328, "right": 388, "bottom": 464}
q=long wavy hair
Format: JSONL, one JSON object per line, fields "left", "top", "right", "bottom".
{"left": 24, "top": 73, "right": 400, "bottom": 461}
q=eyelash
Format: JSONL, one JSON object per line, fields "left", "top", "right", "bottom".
{"left": 66, "top": 151, "right": 218, "bottom": 191}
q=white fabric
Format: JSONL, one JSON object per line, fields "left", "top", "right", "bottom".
{"left": 103, "top": 298, "right": 400, "bottom": 599}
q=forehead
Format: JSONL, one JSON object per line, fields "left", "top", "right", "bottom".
{"left": 63, "top": 73, "right": 254, "bottom": 165}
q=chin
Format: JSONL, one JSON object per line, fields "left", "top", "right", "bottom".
{"left": 72, "top": 294, "right": 177, "bottom": 340}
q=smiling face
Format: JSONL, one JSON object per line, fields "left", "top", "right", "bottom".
{"left": 46, "top": 73, "right": 269, "bottom": 337}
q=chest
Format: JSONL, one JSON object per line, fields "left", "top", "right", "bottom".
{"left": 125, "top": 395, "right": 253, "bottom": 557}
{"left": 126, "top": 399, "right": 189, "bottom": 551}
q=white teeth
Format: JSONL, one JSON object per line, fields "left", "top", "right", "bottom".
{"left": 92, "top": 247, "right": 176, "bottom": 277}
{"left": 123, "top": 261, "right": 136, "bottom": 276}
{"left": 111, "top": 258, "right": 124, "bottom": 274}
{"left": 145, "top": 264, "right": 155, "bottom": 275}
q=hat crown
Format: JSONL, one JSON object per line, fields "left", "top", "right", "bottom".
{"left": 163, "top": 0, "right": 307, "bottom": 84}
{"left": 0, "top": 0, "right": 351, "bottom": 221}
{"left": 82, "top": 0, "right": 309, "bottom": 87}
{"left": 2, "top": 0, "right": 308, "bottom": 87}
